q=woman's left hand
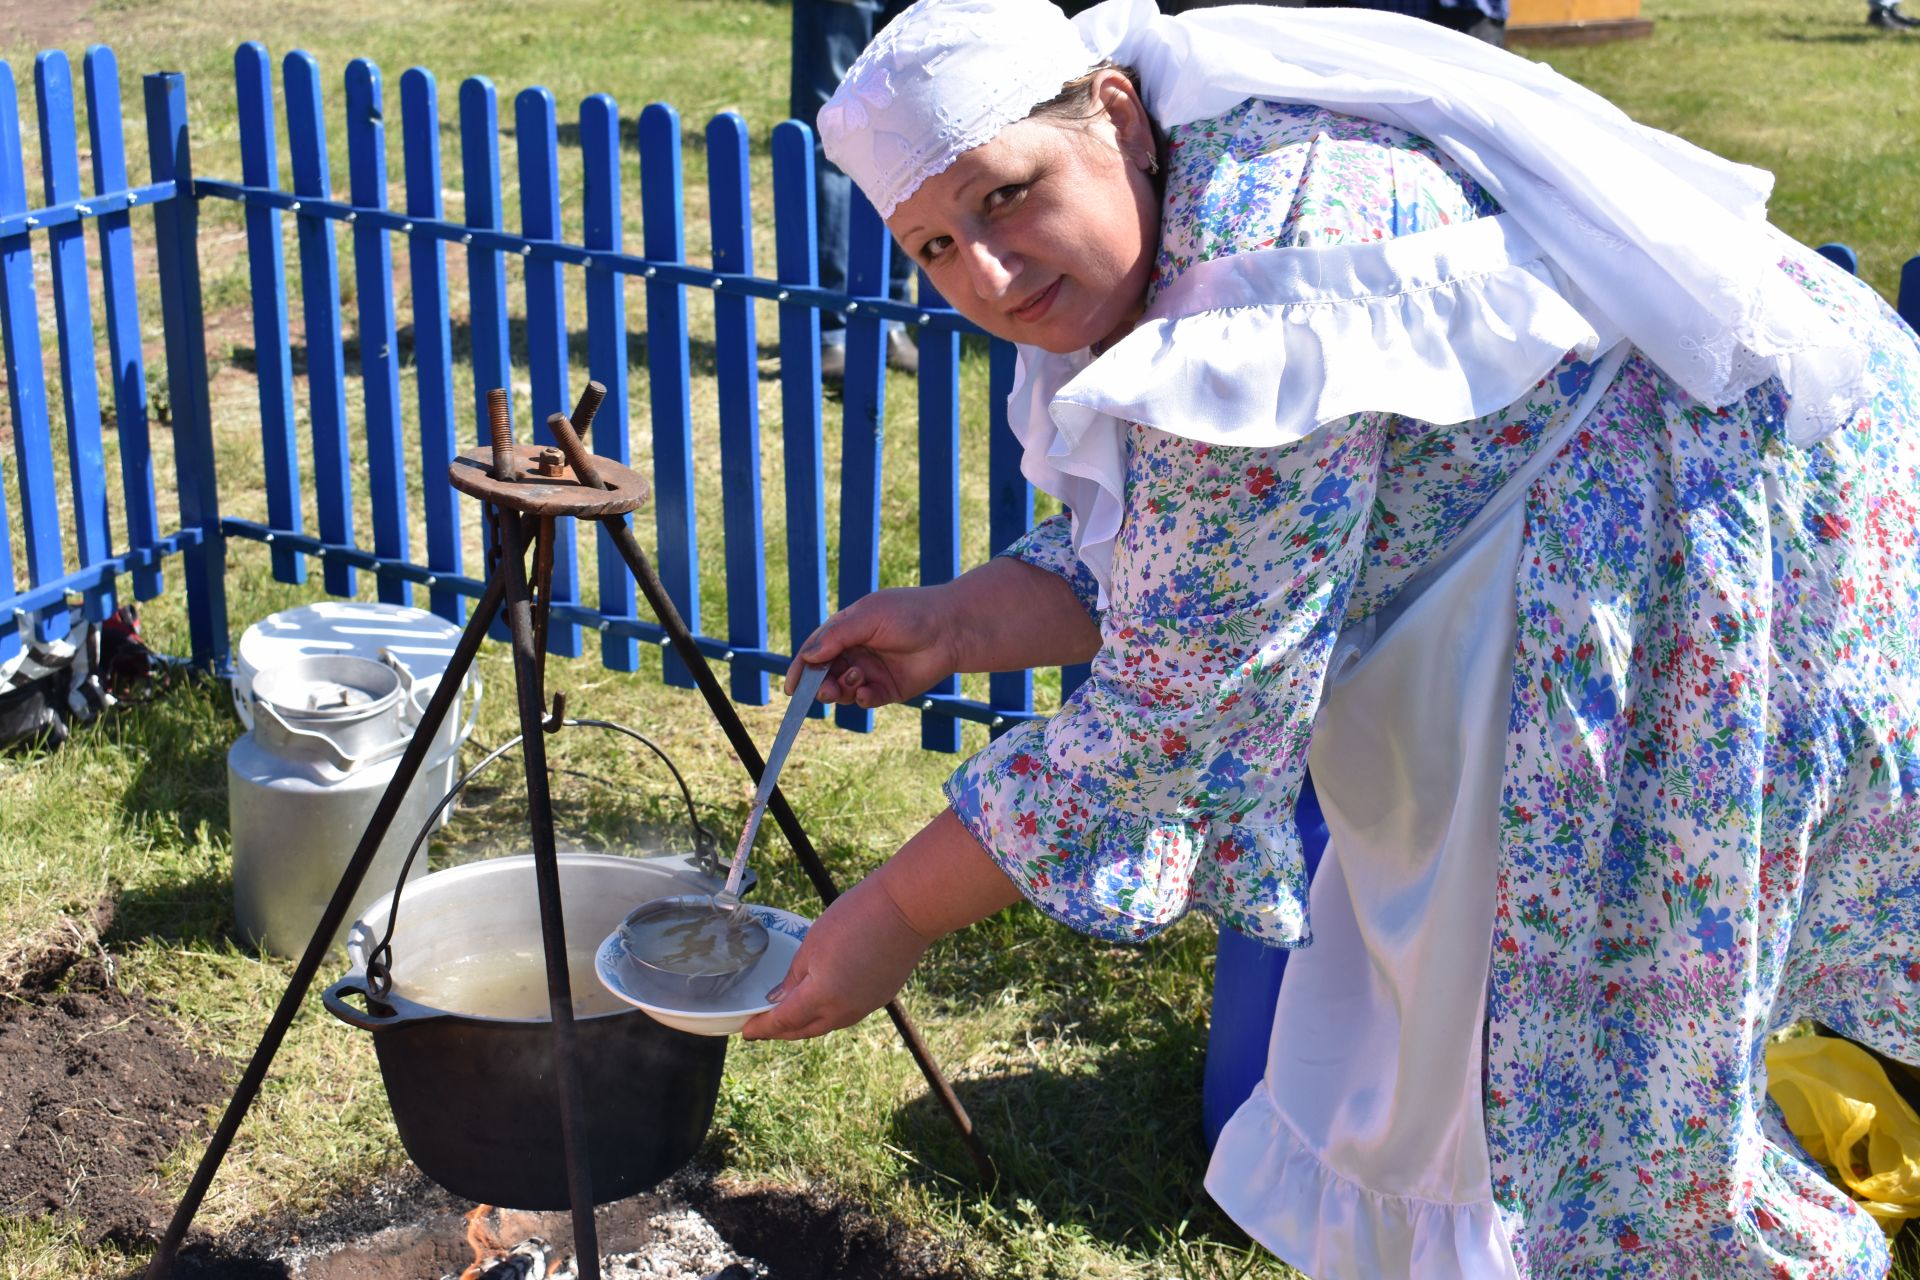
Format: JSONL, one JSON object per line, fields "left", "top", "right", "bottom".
{"left": 740, "top": 809, "right": 1022, "bottom": 1041}
{"left": 740, "top": 873, "right": 930, "bottom": 1040}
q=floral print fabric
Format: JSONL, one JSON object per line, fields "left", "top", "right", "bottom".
{"left": 1484, "top": 254, "right": 1920, "bottom": 1277}
{"left": 948, "top": 98, "right": 1920, "bottom": 1275}
{"left": 955, "top": 99, "right": 1568, "bottom": 943}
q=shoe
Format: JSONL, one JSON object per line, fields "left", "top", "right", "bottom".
{"left": 1868, "top": 6, "right": 1916, "bottom": 30}
{"left": 819, "top": 341, "right": 846, "bottom": 383}
{"left": 814, "top": 333, "right": 919, "bottom": 384}
{"left": 885, "top": 330, "right": 920, "bottom": 376}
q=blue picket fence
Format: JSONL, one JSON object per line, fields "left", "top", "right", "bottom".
{"left": 2, "top": 46, "right": 1918, "bottom": 752}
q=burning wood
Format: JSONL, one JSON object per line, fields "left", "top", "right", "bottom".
{"left": 449, "top": 1202, "right": 767, "bottom": 1280}
{"left": 458, "top": 1206, "right": 563, "bottom": 1280}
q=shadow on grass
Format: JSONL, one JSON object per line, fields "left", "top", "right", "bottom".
{"left": 101, "top": 675, "right": 245, "bottom": 947}
{"left": 885, "top": 1045, "right": 1253, "bottom": 1263}
{"left": 1773, "top": 31, "right": 1906, "bottom": 42}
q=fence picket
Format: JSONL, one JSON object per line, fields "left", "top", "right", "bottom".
{"left": 0, "top": 64, "right": 16, "bottom": 664}
{"left": 833, "top": 188, "right": 889, "bottom": 735}
{"left": 346, "top": 58, "right": 411, "bottom": 607}
{"left": 515, "top": 86, "right": 581, "bottom": 657}
{"left": 401, "top": 68, "right": 462, "bottom": 625}
{"left": 580, "top": 92, "right": 636, "bottom": 671}
{"left": 770, "top": 120, "right": 827, "bottom": 718}
{"left": 285, "top": 50, "right": 356, "bottom": 597}
{"left": 0, "top": 61, "right": 66, "bottom": 643}
{"left": 83, "top": 46, "right": 162, "bottom": 603}
{"left": 706, "top": 112, "right": 769, "bottom": 706}
{"left": 917, "top": 272, "right": 961, "bottom": 753}
{"left": 34, "top": 52, "right": 113, "bottom": 623}
{"left": 458, "top": 76, "right": 512, "bottom": 627}
{"left": 144, "top": 71, "right": 229, "bottom": 671}
{"left": 638, "top": 102, "right": 699, "bottom": 689}
{"left": 986, "top": 339, "right": 1031, "bottom": 736}
{"left": 233, "top": 42, "right": 302, "bottom": 586}
{"left": 0, "top": 45, "right": 1160, "bottom": 729}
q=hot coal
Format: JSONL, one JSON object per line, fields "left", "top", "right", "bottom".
{"left": 166, "top": 1167, "right": 976, "bottom": 1280}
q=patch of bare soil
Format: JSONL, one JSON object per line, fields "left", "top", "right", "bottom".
{"left": 0, "top": 909, "right": 227, "bottom": 1247}
{"left": 0, "top": 0, "right": 96, "bottom": 60}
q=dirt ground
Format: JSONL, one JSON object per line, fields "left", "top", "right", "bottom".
{"left": 0, "top": 0, "right": 97, "bottom": 57}
{"left": 169, "top": 1168, "right": 975, "bottom": 1280}
{"left": 0, "top": 914, "right": 971, "bottom": 1280}
{"left": 0, "top": 912, "right": 228, "bottom": 1247}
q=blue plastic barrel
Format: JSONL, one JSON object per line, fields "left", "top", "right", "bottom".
{"left": 1202, "top": 773, "right": 1329, "bottom": 1150}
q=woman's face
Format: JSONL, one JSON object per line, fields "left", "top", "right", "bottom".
{"left": 886, "top": 71, "right": 1160, "bottom": 354}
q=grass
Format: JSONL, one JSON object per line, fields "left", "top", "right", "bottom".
{"left": 1, "top": 0, "right": 1918, "bottom": 1277}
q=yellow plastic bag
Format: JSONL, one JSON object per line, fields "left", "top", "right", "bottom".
{"left": 1767, "top": 1033, "right": 1920, "bottom": 1233}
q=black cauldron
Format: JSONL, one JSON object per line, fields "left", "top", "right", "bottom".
{"left": 324, "top": 851, "right": 727, "bottom": 1209}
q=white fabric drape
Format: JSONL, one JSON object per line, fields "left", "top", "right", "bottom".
{"left": 1074, "top": 0, "right": 1862, "bottom": 446}
{"left": 1204, "top": 342, "right": 1628, "bottom": 1277}
{"left": 1002, "top": 2, "right": 1867, "bottom": 606}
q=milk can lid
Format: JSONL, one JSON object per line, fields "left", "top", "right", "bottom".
{"left": 235, "top": 602, "right": 465, "bottom": 698}
{"left": 250, "top": 654, "right": 403, "bottom": 719}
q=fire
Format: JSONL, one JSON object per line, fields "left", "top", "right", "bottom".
{"left": 457, "top": 1205, "right": 565, "bottom": 1280}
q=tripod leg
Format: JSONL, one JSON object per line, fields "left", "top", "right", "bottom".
{"left": 144, "top": 569, "right": 509, "bottom": 1279}
{"left": 498, "top": 509, "right": 604, "bottom": 1280}
{"left": 600, "top": 515, "right": 996, "bottom": 1186}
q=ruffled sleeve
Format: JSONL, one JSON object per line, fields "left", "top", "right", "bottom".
{"left": 947, "top": 414, "right": 1388, "bottom": 947}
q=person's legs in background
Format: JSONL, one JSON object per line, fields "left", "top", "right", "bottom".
{"left": 1867, "top": 0, "right": 1920, "bottom": 30}
{"left": 1426, "top": 0, "right": 1506, "bottom": 45}
{"left": 791, "top": 0, "right": 918, "bottom": 380}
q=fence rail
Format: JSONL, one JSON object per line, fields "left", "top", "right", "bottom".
{"left": 2, "top": 44, "right": 1918, "bottom": 749}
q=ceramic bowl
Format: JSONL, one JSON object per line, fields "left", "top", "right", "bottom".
{"left": 595, "top": 903, "right": 809, "bottom": 1036}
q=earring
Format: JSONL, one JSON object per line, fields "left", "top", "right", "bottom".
{"left": 1146, "top": 153, "right": 1160, "bottom": 177}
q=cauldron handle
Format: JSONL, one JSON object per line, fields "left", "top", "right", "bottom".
{"left": 362, "top": 719, "right": 718, "bottom": 999}
{"left": 322, "top": 975, "right": 449, "bottom": 1032}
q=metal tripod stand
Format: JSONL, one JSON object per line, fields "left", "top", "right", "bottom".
{"left": 144, "top": 383, "right": 993, "bottom": 1280}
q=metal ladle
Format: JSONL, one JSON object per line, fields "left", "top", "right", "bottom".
{"left": 618, "top": 663, "right": 830, "bottom": 1001}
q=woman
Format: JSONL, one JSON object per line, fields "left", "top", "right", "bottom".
{"left": 737, "top": 1, "right": 1920, "bottom": 1275}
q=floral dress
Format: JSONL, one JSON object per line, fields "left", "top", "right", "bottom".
{"left": 942, "top": 99, "right": 1920, "bottom": 1278}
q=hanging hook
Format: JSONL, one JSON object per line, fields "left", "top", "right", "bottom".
{"left": 544, "top": 690, "right": 567, "bottom": 733}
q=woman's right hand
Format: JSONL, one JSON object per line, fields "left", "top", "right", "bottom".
{"left": 786, "top": 585, "right": 960, "bottom": 709}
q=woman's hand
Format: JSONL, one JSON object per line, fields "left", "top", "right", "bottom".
{"left": 738, "top": 872, "right": 931, "bottom": 1040}
{"left": 787, "top": 585, "right": 960, "bottom": 709}
{"left": 740, "top": 809, "right": 1023, "bottom": 1041}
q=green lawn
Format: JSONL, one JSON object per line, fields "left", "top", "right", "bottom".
{"left": 1, "top": 1, "right": 1917, "bottom": 1277}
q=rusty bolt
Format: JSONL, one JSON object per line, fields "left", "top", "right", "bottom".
{"left": 487, "top": 388, "right": 514, "bottom": 480}
{"left": 534, "top": 447, "right": 567, "bottom": 477}
{"left": 569, "top": 380, "right": 607, "bottom": 436}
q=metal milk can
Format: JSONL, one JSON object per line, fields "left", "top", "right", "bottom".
{"left": 230, "top": 601, "right": 482, "bottom": 833}
{"left": 228, "top": 653, "right": 435, "bottom": 956}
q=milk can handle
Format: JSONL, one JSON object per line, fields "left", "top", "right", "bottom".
{"left": 252, "top": 698, "right": 412, "bottom": 774}
{"left": 380, "top": 649, "right": 420, "bottom": 729}
{"left": 362, "top": 719, "right": 717, "bottom": 998}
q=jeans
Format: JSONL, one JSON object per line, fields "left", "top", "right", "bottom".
{"left": 791, "top": 0, "right": 916, "bottom": 346}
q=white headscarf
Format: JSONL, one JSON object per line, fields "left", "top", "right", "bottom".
{"left": 821, "top": 0, "right": 1863, "bottom": 447}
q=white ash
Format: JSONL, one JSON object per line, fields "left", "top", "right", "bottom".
{"left": 452, "top": 1207, "right": 768, "bottom": 1280}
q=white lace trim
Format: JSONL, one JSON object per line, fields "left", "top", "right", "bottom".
{"left": 1008, "top": 217, "right": 1607, "bottom": 606}
{"left": 1206, "top": 1082, "right": 1522, "bottom": 1280}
